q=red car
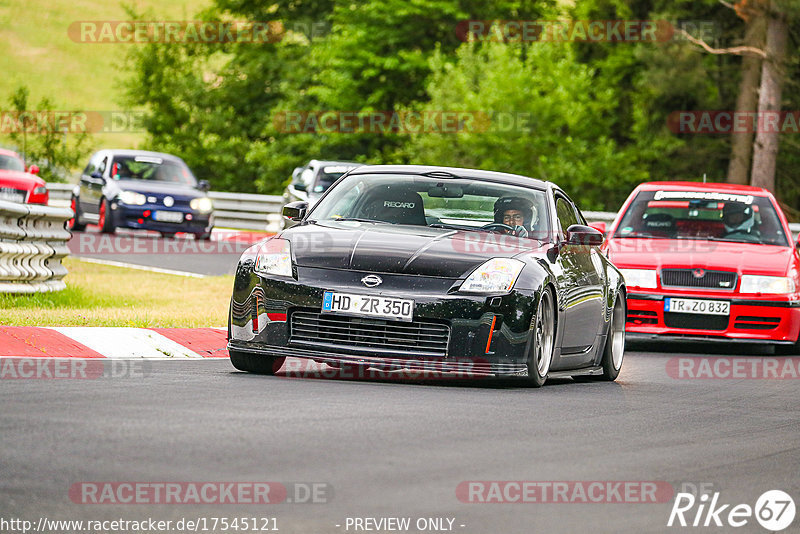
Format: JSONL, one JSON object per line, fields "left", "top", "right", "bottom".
{"left": 0, "top": 149, "right": 47, "bottom": 205}
{"left": 600, "top": 181, "right": 799, "bottom": 350}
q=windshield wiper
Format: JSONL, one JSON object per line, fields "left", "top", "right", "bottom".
{"left": 331, "top": 217, "right": 392, "bottom": 224}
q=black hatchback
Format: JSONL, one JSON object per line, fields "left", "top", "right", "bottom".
{"left": 70, "top": 149, "right": 214, "bottom": 239}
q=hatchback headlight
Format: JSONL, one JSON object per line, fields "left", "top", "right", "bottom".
{"left": 620, "top": 269, "right": 658, "bottom": 289}
{"left": 118, "top": 191, "right": 146, "bottom": 205}
{"left": 190, "top": 197, "right": 213, "bottom": 213}
{"left": 254, "top": 239, "right": 292, "bottom": 278}
{"left": 459, "top": 258, "right": 525, "bottom": 294}
{"left": 739, "top": 275, "right": 795, "bottom": 294}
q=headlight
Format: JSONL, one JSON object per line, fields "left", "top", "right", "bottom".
{"left": 33, "top": 186, "right": 47, "bottom": 195}
{"left": 620, "top": 269, "right": 658, "bottom": 289}
{"left": 739, "top": 275, "right": 795, "bottom": 294}
{"left": 254, "top": 238, "right": 292, "bottom": 278}
{"left": 190, "top": 197, "right": 213, "bottom": 213}
{"left": 118, "top": 191, "right": 146, "bottom": 205}
{"left": 459, "top": 258, "right": 525, "bottom": 294}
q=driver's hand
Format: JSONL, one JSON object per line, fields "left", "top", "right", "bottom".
{"left": 513, "top": 225, "right": 528, "bottom": 238}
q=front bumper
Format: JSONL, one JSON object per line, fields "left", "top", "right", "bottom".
{"left": 111, "top": 204, "right": 213, "bottom": 234}
{"left": 228, "top": 265, "right": 541, "bottom": 376}
{"left": 626, "top": 291, "right": 800, "bottom": 344}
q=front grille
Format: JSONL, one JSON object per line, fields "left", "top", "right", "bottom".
{"left": 734, "top": 316, "right": 781, "bottom": 330}
{"left": 661, "top": 269, "right": 737, "bottom": 290}
{"left": 664, "top": 312, "right": 728, "bottom": 331}
{"left": 627, "top": 310, "right": 658, "bottom": 325}
{"left": 290, "top": 311, "right": 451, "bottom": 357}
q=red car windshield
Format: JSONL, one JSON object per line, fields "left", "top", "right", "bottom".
{"left": 0, "top": 154, "right": 25, "bottom": 172}
{"left": 614, "top": 190, "right": 789, "bottom": 247}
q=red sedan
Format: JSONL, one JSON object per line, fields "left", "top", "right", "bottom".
{"left": 602, "top": 181, "right": 799, "bottom": 350}
{"left": 0, "top": 149, "right": 48, "bottom": 205}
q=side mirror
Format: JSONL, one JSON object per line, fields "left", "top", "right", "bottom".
{"left": 283, "top": 201, "right": 308, "bottom": 221}
{"left": 27, "top": 164, "right": 40, "bottom": 175}
{"left": 588, "top": 221, "right": 606, "bottom": 235}
{"left": 198, "top": 180, "right": 210, "bottom": 192}
{"left": 567, "top": 224, "right": 604, "bottom": 246}
{"left": 293, "top": 183, "right": 307, "bottom": 192}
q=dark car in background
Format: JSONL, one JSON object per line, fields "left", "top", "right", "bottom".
{"left": 229, "top": 165, "right": 626, "bottom": 387}
{"left": 0, "top": 148, "right": 48, "bottom": 205}
{"left": 70, "top": 149, "right": 214, "bottom": 238}
{"left": 280, "top": 160, "right": 362, "bottom": 229}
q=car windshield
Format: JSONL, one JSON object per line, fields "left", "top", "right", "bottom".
{"left": 109, "top": 155, "right": 197, "bottom": 186}
{"left": 308, "top": 173, "right": 552, "bottom": 240}
{"left": 312, "top": 165, "right": 359, "bottom": 193}
{"left": 614, "top": 190, "right": 789, "bottom": 246}
{"left": 0, "top": 154, "right": 25, "bottom": 172}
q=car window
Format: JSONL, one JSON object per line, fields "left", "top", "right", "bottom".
{"left": 109, "top": 156, "right": 197, "bottom": 185}
{"left": 313, "top": 165, "right": 358, "bottom": 193}
{"left": 614, "top": 190, "right": 789, "bottom": 246}
{"left": 0, "top": 154, "right": 25, "bottom": 172}
{"left": 309, "top": 173, "right": 551, "bottom": 240}
{"left": 555, "top": 196, "right": 579, "bottom": 236}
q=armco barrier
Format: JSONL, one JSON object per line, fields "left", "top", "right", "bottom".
{"left": 0, "top": 200, "right": 72, "bottom": 293}
{"left": 47, "top": 183, "right": 799, "bottom": 238}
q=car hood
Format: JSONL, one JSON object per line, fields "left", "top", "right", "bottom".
{"left": 284, "top": 221, "right": 548, "bottom": 278}
{"left": 114, "top": 180, "right": 203, "bottom": 198}
{"left": 606, "top": 238, "right": 795, "bottom": 277}
{"left": 0, "top": 170, "right": 45, "bottom": 189}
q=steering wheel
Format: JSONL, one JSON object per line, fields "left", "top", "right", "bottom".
{"left": 481, "top": 223, "right": 515, "bottom": 233}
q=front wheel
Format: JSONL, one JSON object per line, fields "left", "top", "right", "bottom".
{"left": 598, "top": 294, "right": 626, "bottom": 381}
{"left": 229, "top": 349, "right": 286, "bottom": 375}
{"left": 98, "top": 198, "right": 115, "bottom": 234}
{"left": 524, "top": 288, "right": 556, "bottom": 387}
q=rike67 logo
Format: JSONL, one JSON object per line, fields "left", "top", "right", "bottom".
{"left": 668, "top": 490, "right": 795, "bottom": 531}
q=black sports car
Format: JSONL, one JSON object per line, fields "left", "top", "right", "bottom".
{"left": 228, "top": 165, "right": 626, "bottom": 386}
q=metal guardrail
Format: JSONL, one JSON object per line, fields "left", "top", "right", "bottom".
{"left": 0, "top": 200, "right": 72, "bottom": 293}
{"left": 48, "top": 183, "right": 800, "bottom": 239}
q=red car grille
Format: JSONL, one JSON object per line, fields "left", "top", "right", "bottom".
{"left": 664, "top": 312, "right": 728, "bottom": 331}
{"left": 661, "top": 269, "right": 737, "bottom": 290}
{"left": 733, "top": 316, "right": 781, "bottom": 330}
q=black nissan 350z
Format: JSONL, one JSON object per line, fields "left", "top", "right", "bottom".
{"left": 227, "top": 165, "right": 626, "bottom": 386}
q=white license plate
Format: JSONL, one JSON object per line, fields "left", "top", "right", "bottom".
{"left": 0, "top": 191, "right": 24, "bottom": 203}
{"left": 664, "top": 298, "right": 729, "bottom": 316}
{"left": 322, "top": 291, "right": 414, "bottom": 322}
{"left": 153, "top": 211, "right": 184, "bottom": 223}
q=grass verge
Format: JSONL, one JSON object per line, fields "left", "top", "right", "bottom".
{"left": 0, "top": 257, "right": 232, "bottom": 327}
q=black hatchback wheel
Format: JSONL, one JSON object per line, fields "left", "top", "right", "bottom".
{"left": 229, "top": 349, "right": 286, "bottom": 375}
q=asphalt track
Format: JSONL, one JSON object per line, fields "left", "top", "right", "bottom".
{"left": 1, "top": 342, "right": 798, "bottom": 534}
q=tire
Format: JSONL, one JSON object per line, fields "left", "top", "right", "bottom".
{"left": 98, "top": 198, "right": 115, "bottom": 234}
{"left": 583, "top": 293, "right": 626, "bottom": 381}
{"left": 68, "top": 196, "right": 86, "bottom": 231}
{"left": 229, "top": 349, "right": 286, "bottom": 375}
{"left": 160, "top": 232, "right": 177, "bottom": 239}
{"left": 524, "top": 287, "right": 556, "bottom": 387}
